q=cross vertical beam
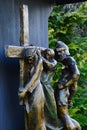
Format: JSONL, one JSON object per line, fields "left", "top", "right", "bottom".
{"left": 19, "top": 4, "right": 29, "bottom": 89}
{"left": 20, "top": 4, "right": 29, "bottom": 46}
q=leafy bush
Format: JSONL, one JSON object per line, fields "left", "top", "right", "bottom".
{"left": 48, "top": 2, "right": 87, "bottom": 129}
{"left": 69, "top": 40, "right": 87, "bottom": 130}
{"left": 49, "top": 2, "right": 87, "bottom": 45}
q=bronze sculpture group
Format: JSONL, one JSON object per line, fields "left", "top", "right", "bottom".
{"left": 4, "top": 3, "right": 82, "bottom": 130}
{"left": 18, "top": 47, "right": 61, "bottom": 130}
{"left": 17, "top": 41, "right": 81, "bottom": 130}
{"left": 6, "top": 41, "right": 81, "bottom": 130}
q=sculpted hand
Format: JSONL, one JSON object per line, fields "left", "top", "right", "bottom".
{"left": 18, "top": 89, "right": 27, "bottom": 99}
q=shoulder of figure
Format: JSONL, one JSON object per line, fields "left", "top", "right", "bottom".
{"left": 64, "top": 56, "right": 76, "bottom": 65}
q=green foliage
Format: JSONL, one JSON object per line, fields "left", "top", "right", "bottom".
{"left": 69, "top": 87, "right": 87, "bottom": 129}
{"left": 68, "top": 39, "right": 87, "bottom": 129}
{"left": 48, "top": 2, "right": 87, "bottom": 129}
{"left": 48, "top": 2, "right": 87, "bottom": 45}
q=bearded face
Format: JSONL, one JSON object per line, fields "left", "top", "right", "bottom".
{"left": 27, "top": 55, "right": 36, "bottom": 64}
{"left": 54, "top": 48, "right": 67, "bottom": 61}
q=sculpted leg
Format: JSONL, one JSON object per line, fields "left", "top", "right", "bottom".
{"left": 57, "top": 106, "right": 75, "bottom": 130}
{"left": 71, "top": 119, "right": 81, "bottom": 130}
{"left": 68, "top": 82, "right": 78, "bottom": 108}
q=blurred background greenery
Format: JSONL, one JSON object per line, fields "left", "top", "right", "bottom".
{"left": 48, "top": 2, "right": 87, "bottom": 129}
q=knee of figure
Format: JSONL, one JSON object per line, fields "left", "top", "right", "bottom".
{"left": 73, "top": 122, "right": 81, "bottom": 130}
{"left": 71, "top": 118, "right": 81, "bottom": 130}
{"left": 65, "top": 121, "right": 76, "bottom": 130}
{"left": 66, "top": 125, "right": 75, "bottom": 130}
{"left": 62, "top": 118, "right": 75, "bottom": 130}
{"left": 72, "top": 124, "right": 81, "bottom": 130}
{"left": 75, "top": 126, "right": 81, "bottom": 130}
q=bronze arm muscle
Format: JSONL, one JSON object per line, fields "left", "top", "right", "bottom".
{"left": 19, "top": 57, "right": 43, "bottom": 98}
{"left": 42, "top": 57, "right": 57, "bottom": 70}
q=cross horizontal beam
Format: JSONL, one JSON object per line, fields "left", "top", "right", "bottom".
{"left": 5, "top": 45, "right": 24, "bottom": 58}
{"left": 5, "top": 45, "right": 46, "bottom": 58}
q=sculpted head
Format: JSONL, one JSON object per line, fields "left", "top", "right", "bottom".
{"left": 25, "top": 47, "right": 37, "bottom": 64}
{"left": 44, "top": 48, "right": 55, "bottom": 60}
{"left": 54, "top": 41, "right": 70, "bottom": 61}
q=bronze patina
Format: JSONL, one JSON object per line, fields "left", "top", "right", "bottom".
{"left": 54, "top": 41, "right": 81, "bottom": 130}
{"left": 5, "top": 3, "right": 81, "bottom": 130}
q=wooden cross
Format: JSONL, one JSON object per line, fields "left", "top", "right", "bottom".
{"left": 5, "top": 4, "right": 46, "bottom": 90}
{"left": 5, "top": 4, "right": 30, "bottom": 89}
